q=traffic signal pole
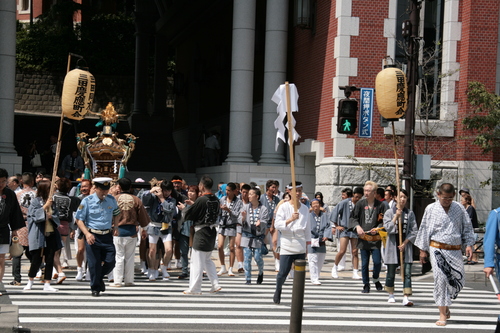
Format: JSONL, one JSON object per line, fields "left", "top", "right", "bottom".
{"left": 403, "top": 0, "right": 420, "bottom": 193}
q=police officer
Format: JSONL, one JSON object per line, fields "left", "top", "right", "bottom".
{"left": 75, "top": 177, "right": 120, "bottom": 296}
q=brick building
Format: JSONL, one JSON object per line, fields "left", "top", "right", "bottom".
{"left": 289, "top": 0, "right": 500, "bottom": 221}
{"left": 5, "top": 0, "right": 500, "bottom": 221}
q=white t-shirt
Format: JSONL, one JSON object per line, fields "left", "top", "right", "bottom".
{"left": 274, "top": 201, "right": 311, "bottom": 255}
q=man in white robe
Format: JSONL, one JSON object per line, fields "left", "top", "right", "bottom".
{"left": 414, "top": 183, "right": 475, "bottom": 327}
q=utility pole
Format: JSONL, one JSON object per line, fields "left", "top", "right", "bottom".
{"left": 403, "top": 0, "right": 421, "bottom": 193}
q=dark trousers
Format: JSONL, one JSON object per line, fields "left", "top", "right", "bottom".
{"left": 385, "top": 263, "right": 412, "bottom": 292}
{"left": 86, "top": 233, "right": 116, "bottom": 292}
{"left": 12, "top": 246, "right": 31, "bottom": 282}
{"left": 29, "top": 233, "right": 57, "bottom": 280}
{"left": 360, "top": 248, "right": 381, "bottom": 285}
{"left": 274, "top": 253, "right": 306, "bottom": 299}
{"left": 178, "top": 234, "right": 190, "bottom": 275}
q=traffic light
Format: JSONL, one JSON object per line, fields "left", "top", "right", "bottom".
{"left": 337, "top": 99, "right": 358, "bottom": 135}
{"left": 402, "top": 20, "right": 411, "bottom": 38}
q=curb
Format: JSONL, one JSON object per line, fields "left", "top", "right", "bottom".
{"left": 0, "top": 282, "right": 21, "bottom": 333}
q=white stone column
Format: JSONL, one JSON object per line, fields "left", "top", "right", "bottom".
{"left": 0, "top": 0, "right": 18, "bottom": 155}
{"left": 225, "top": 0, "right": 257, "bottom": 163}
{"left": 258, "top": 0, "right": 289, "bottom": 164}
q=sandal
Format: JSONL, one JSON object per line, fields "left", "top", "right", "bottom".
{"left": 446, "top": 310, "right": 451, "bottom": 319}
{"left": 436, "top": 320, "right": 447, "bottom": 326}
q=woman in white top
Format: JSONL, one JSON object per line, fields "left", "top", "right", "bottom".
{"left": 273, "top": 182, "right": 311, "bottom": 304}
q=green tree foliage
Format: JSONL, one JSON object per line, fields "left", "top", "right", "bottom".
{"left": 16, "top": 4, "right": 135, "bottom": 75}
{"left": 16, "top": 1, "right": 80, "bottom": 72}
{"left": 462, "top": 81, "right": 500, "bottom": 153}
{"left": 77, "top": 14, "right": 135, "bottom": 75}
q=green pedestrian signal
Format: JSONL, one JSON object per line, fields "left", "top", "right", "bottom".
{"left": 337, "top": 99, "right": 357, "bottom": 135}
{"left": 342, "top": 119, "right": 352, "bottom": 132}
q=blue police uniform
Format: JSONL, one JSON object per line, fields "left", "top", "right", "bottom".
{"left": 75, "top": 192, "right": 120, "bottom": 294}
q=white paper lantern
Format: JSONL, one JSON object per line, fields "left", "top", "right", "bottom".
{"left": 61, "top": 68, "right": 95, "bottom": 120}
{"left": 375, "top": 67, "right": 408, "bottom": 119}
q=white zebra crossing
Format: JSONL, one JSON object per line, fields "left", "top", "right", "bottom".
{"left": 6, "top": 272, "right": 499, "bottom": 332}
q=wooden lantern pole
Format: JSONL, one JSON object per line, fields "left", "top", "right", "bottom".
{"left": 391, "top": 121, "right": 404, "bottom": 282}
{"left": 285, "top": 81, "right": 298, "bottom": 212}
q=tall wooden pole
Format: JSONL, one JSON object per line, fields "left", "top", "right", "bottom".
{"left": 285, "top": 82, "right": 297, "bottom": 212}
{"left": 48, "top": 54, "right": 73, "bottom": 200}
{"left": 392, "top": 122, "right": 404, "bottom": 282}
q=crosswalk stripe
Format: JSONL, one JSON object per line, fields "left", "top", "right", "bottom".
{"left": 8, "top": 272, "right": 498, "bottom": 331}
{"left": 16, "top": 317, "right": 497, "bottom": 330}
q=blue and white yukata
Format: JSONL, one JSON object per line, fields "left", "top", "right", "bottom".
{"left": 307, "top": 210, "right": 332, "bottom": 284}
{"left": 239, "top": 203, "right": 269, "bottom": 282}
{"left": 414, "top": 201, "right": 475, "bottom": 306}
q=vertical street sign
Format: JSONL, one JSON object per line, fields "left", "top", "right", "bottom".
{"left": 359, "top": 88, "right": 374, "bottom": 138}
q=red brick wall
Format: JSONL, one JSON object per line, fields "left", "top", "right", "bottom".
{"left": 350, "top": 0, "right": 392, "bottom": 159}
{"left": 292, "top": 0, "right": 500, "bottom": 163}
{"left": 456, "top": 0, "right": 499, "bottom": 162}
{"left": 16, "top": 0, "right": 43, "bottom": 21}
{"left": 292, "top": 1, "right": 336, "bottom": 157}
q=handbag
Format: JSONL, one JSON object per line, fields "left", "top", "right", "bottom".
{"left": 9, "top": 236, "right": 24, "bottom": 257}
{"left": 30, "top": 152, "right": 42, "bottom": 167}
{"left": 261, "top": 243, "right": 269, "bottom": 255}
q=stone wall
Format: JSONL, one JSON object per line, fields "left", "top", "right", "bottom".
{"left": 316, "top": 157, "right": 494, "bottom": 224}
{"left": 15, "top": 71, "right": 135, "bottom": 115}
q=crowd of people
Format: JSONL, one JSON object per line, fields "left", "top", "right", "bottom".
{"left": 0, "top": 167, "right": 483, "bottom": 326}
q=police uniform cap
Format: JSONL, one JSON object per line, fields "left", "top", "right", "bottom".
{"left": 93, "top": 177, "right": 113, "bottom": 190}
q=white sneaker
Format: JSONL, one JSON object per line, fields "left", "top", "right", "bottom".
{"left": 217, "top": 265, "right": 228, "bottom": 276}
{"left": 331, "top": 265, "right": 339, "bottom": 279}
{"left": 148, "top": 269, "right": 157, "bottom": 281}
{"left": 402, "top": 297, "right": 414, "bottom": 307}
{"left": 56, "top": 273, "right": 66, "bottom": 284}
{"left": 388, "top": 295, "right": 396, "bottom": 303}
{"left": 209, "top": 286, "right": 222, "bottom": 293}
{"left": 311, "top": 280, "right": 322, "bottom": 285}
{"left": 43, "top": 283, "right": 58, "bottom": 292}
{"left": 140, "top": 261, "right": 147, "bottom": 274}
{"left": 76, "top": 267, "right": 84, "bottom": 281}
{"left": 352, "top": 269, "right": 361, "bottom": 280}
{"left": 161, "top": 265, "right": 170, "bottom": 279}
{"left": 23, "top": 281, "right": 33, "bottom": 291}
{"left": 337, "top": 265, "right": 345, "bottom": 272}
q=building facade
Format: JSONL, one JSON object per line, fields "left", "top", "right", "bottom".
{"left": 7, "top": 0, "right": 500, "bottom": 221}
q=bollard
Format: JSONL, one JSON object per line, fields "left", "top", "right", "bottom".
{"left": 289, "top": 259, "right": 306, "bottom": 333}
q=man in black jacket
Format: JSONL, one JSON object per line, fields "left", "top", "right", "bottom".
{"left": 0, "top": 168, "right": 27, "bottom": 295}
{"left": 183, "top": 175, "right": 221, "bottom": 295}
